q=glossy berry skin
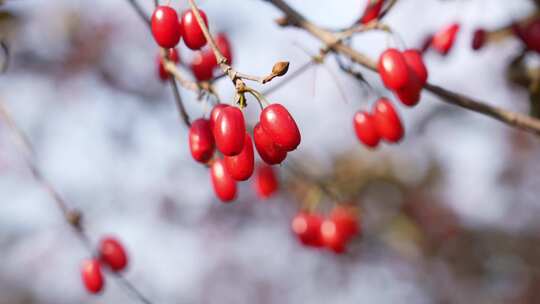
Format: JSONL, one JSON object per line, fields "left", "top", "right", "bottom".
{"left": 253, "top": 123, "right": 287, "bottom": 165}
{"left": 291, "top": 212, "right": 323, "bottom": 247}
{"left": 254, "top": 164, "right": 278, "bottom": 199}
{"left": 330, "top": 206, "right": 360, "bottom": 239}
{"left": 157, "top": 48, "right": 180, "bottom": 81}
{"left": 191, "top": 50, "right": 216, "bottom": 82}
{"left": 99, "top": 237, "right": 128, "bottom": 272}
{"left": 359, "top": 0, "right": 384, "bottom": 24}
{"left": 81, "top": 259, "right": 104, "bottom": 294}
{"left": 378, "top": 49, "right": 409, "bottom": 90}
{"left": 210, "top": 158, "right": 237, "bottom": 203}
{"left": 432, "top": 23, "right": 460, "bottom": 55}
{"left": 181, "top": 9, "right": 209, "bottom": 50}
{"left": 395, "top": 80, "right": 422, "bottom": 107}
{"left": 216, "top": 33, "right": 233, "bottom": 64}
{"left": 224, "top": 133, "right": 254, "bottom": 181}
{"left": 353, "top": 111, "right": 380, "bottom": 148}
{"left": 209, "top": 104, "right": 229, "bottom": 132}
{"left": 320, "top": 219, "right": 347, "bottom": 254}
{"left": 189, "top": 118, "right": 215, "bottom": 163}
{"left": 472, "top": 29, "right": 486, "bottom": 51}
{"left": 151, "top": 6, "right": 181, "bottom": 48}
{"left": 214, "top": 106, "right": 246, "bottom": 156}
{"left": 402, "top": 49, "right": 428, "bottom": 85}
{"left": 373, "top": 98, "right": 403, "bottom": 143}
{"left": 260, "top": 104, "right": 301, "bottom": 151}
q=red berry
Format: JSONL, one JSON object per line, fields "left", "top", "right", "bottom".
{"left": 81, "top": 259, "right": 104, "bottom": 294}
{"left": 191, "top": 50, "right": 217, "bottom": 82}
{"left": 320, "top": 219, "right": 347, "bottom": 254}
{"left": 99, "top": 237, "right": 128, "bottom": 272}
{"left": 373, "top": 98, "right": 404, "bottom": 143}
{"left": 432, "top": 23, "right": 460, "bottom": 55}
{"left": 189, "top": 118, "right": 215, "bottom": 163}
{"left": 151, "top": 6, "right": 181, "bottom": 48}
{"left": 181, "top": 9, "right": 209, "bottom": 50}
{"left": 209, "top": 104, "right": 229, "bottom": 131}
{"left": 253, "top": 122, "right": 287, "bottom": 165}
{"left": 353, "top": 111, "right": 380, "bottom": 148}
{"left": 395, "top": 79, "right": 422, "bottom": 107}
{"left": 472, "top": 28, "right": 486, "bottom": 51}
{"left": 224, "top": 133, "right": 254, "bottom": 181}
{"left": 210, "top": 158, "right": 237, "bottom": 202}
{"left": 253, "top": 164, "right": 278, "bottom": 199}
{"left": 330, "top": 206, "right": 360, "bottom": 239}
{"left": 378, "top": 48, "right": 409, "bottom": 90}
{"left": 260, "top": 104, "right": 301, "bottom": 152}
{"left": 215, "top": 33, "right": 233, "bottom": 64}
{"left": 291, "top": 212, "right": 323, "bottom": 247}
{"left": 522, "top": 20, "right": 540, "bottom": 53}
{"left": 402, "top": 49, "right": 428, "bottom": 85}
{"left": 359, "top": 0, "right": 384, "bottom": 24}
{"left": 214, "top": 106, "right": 246, "bottom": 156}
{"left": 157, "top": 48, "right": 180, "bottom": 81}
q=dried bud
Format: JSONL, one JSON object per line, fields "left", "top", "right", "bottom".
{"left": 272, "top": 61, "right": 289, "bottom": 77}
{"left": 275, "top": 17, "right": 290, "bottom": 27}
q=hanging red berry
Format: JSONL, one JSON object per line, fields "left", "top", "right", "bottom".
{"left": 81, "top": 259, "right": 104, "bottom": 294}
{"left": 189, "top": 118, "right": 215, "bottom": 163}
{"left": 214, "top": 106, "right": 246, "bottom": 156}
{"left": 320, "top": 218, "right": 347, "bottom": 254}
{"left": 215, "top": 33, "right": 233, "bottom": 64}
{"left": 472, "top": 28, "right": 486, "bottom": 51}
{"left": 402, "top": 49, "right": 428, "bottom": 85}
{"left": 260, "top": 104, "right": 301, "bottom": 152}
{"left": 353, "top": 111, "right": 380, "bottom": 148}
{"left": 224, "top": 133, "right": 255, "bottom": 181}
{"left": 209, "top": 104, "right": 229, "bottom": 132}
{"left": 191, "top": 51, "right": 217, "bottom": 82}
{"left": 432, "top": 23, "right": 460, "bottom": 55}
{"left": 151, "top": 6, "right": 181, "bottom": 48}
{"left": 521, "top": 19, "right": 540, "bottom": 53}
{"left": 253, "top": 164, "right": 278, "bottom": 199}
{"left": 253, "top": 122, "right": 287, "bottom": 165}
{"left": 157, "top": 48, "right": 180, "bottom": 81}
{"left": 181, "top": 9, "right": 209, "bottom": 50}
{"left": 330, "top": 206, "right": 360, "bottom": 239}
{"left": 291, "top": 212, "right": 323, "bottom": 247}
{"left": 378, "top": 48, "right": 409, "bottom": 90}
{"left": 210, "top": 158, "right": 237, "bottom": 202}
{"left": 359, "top": 0, "right": 384, "bottom": 24}
{"left": 99, "top": 237, "right": 128, "bottom": 272}
{"left": 373, "top": 98, "right": 404, "bottom": 143}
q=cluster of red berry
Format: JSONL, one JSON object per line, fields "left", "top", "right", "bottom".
{"left": 81, "top": 237, "right": 128, "bottom": 294}
{"left": 191, "top": 103, "right": 300, "bottom": 202}
{"left": 151, "top": 5, "right": 232, "bottom": 82}
{"left": 292, "top": 206, "right": 360, "bottom": 254}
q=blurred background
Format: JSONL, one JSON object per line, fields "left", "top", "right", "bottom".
{"left": 1, "top": 0, "right": 540, "bottom": 303}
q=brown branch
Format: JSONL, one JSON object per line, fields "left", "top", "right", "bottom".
{"left": 264, "top": 0, "right": 540, "bottom": 136}
{"left": 378, "top": 0, "right": 399, "bottom": 20}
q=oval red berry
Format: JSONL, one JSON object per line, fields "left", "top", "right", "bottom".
{"left": 260, "top": 104, "right": 301, "bottom": 152}
{"left": 253, "top": 122, "right": 287, "bottom": 165}
{"left": 99, "top": 237, "right": 128, "bottom": 272}
{"left": 151, "top": 6, "right": 181, "bottom": 48}
{"left": 224, "top": 133, "right": 255, "bottom": 181}
{"left": 181, "top": 9, "right": 209, "bottom": 50}
{"left": 189, "top": 118, "right": 215, "bottom": 163}
{"left": 214, "top": 106, "right": 246, "bottom": 156}
{"left": 210, "top": 158, "right": 237, "bottom": 203}
{"left": 378, "top": 48, "right": 409, "bottom": 90}
{"left": 353, "top": 111, "right": 380, "bottom": 148}
{"left": 81, "top": 259, "right": 104, "bottom": 294}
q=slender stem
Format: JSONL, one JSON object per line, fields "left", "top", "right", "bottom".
{"left": 169, "top": 78, "right": 191, "bottom": 126}
{"left": 126, "top": 0, "right": 151, "bottom": 25}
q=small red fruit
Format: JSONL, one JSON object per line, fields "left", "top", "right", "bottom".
{"left": 402, "top": 49, "right": 428, "bottom": 85}
{"left": 472, "top": 28, "right": 486, "bottom": 51}
{"left": 99, "top": 237, "right": 128, "bottom": 272}
{"left": 210, "top": 158, "right": 237, "bottom": 202}
{"left": 373, "top": 98, "right": 404, "bottom": 143}
{"left": 320, "top": 219, "right": 347, "bottom": 254}
{"left": 330, "top": 206, "right": 360, "bottom": 239}
{"left": 224, "top": 133, "right": 255, "bottom": 181}
{"left": 353, "top": 111, "right": 380, "bottom": 148}
{"left": 191, "top": 50, "right": 216, "bottom": 82}
{"left": 215, "top": 33, "right": 233, "bottom": 64}
{"left": 214, "top": 106, "right": 246, "bottom": 156}
{"left": 521, "top": 19, "right": 540, "bottom": 53}
{"left": 189, "top": 118, "right": 215, "bottom": 163}
{"left": 81, "top": 259, "right": 104, "bottom": 294}
{"left": 432, "top": 23, "right": 460, "bottom": 55}
{"left": 253, "top": 123, "right": 287, "bottom": 165}
{"left": 151, "top": 6, "right": 181, "bottom": 48}
{"left": 395, "top": 80, "right": 422, "bottom": 107}
{"left": 292, "top": 212, "right": 323, "bottom": 247}
{"left": 157, "top": 48, "right": 180, "bottom": 81}
{"left": 181, "top": 9, "right": 209, "bottom": 50}
{"left": 209, "top": 104, "right": 229, "bottom": 131}
{"left": 378, "top": 48, "right": 409, "bottom": 90}
{"left": 254, "top": 164, "right": 278, "bottom": 199}
{"left": 260, "top": 104, "right": 301, "bottom": 151}
{"left": 359, "top": 0, "right": 384, "bottom": 24}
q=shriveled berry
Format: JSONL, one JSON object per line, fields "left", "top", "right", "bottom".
{"left": 99, "top": 237, "right": 128, "bottom": 272}
{"left": 189, "top": 118, "right": 215, "bottom": 163}
{"left": 373, "top": 98, "right": 404, "bottom": 143}
{"left": 253, "top": 122, "right": 287, "bottom": 165}
{"left": 260, "top": 104, "right": 301, "bottom": 151}
{"left": 81, "top": 259, "right": 104, "bottom": 294}
{"left": 210, "top": 158, "right": 237, "bottom": 202}
{"left": 253, "top": 164, "right": 278, "bottom": 199}
{"left": 181, "top": 9, "right": 209, "bottom": 50}
{"left": 472, "top": 28, "right": 486, "bottom": 51}
{"left": 353, "top": 111, "right": 380, "bottom": 148}
{"left": 214, "top": 106, "right": 246, "bottom": 156}
{"left": 224, "top": 133, "right": 254, "bottom": 181}
{"left": 378, "top": 48, "right": 409, "bottom": 90}
{"left": 151, "top": 6, "right": 181, "bottom": 48}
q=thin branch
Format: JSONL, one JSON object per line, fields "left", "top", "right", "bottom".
{"left": 169, "top": 77, "right": 191, "bottom": 126}
{"left": 125, "top": 0, "right": 151, "bottom": 26}
{"left": 378, "top": 0, "right": 399, "bottom": 20}
{"left": 264, "top": 0, "right": 540, "bottom": 136}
